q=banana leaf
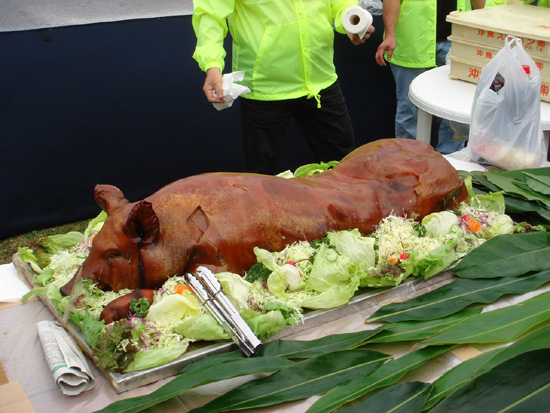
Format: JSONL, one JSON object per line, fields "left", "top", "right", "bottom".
{"left": 418, "top": 290, "right": 550, "bottom": 347}
{"left": 180, "top": 349, "right": 246, "bottom": 373}
{"left": 462, "top": 169, "right": 550, "bottom": 225}
{"left": 259, "top": 329, "right": 381, "bottom": 359}
{"left": 429, "top": 349, "right": 550, "bottom": 412}
{"left": 367, "top": 270, "right": 550, "bottom": 323}
{"left": 307, "top": 345, "right": 453, "bottom": 413}
{"left": 474, "top": 322, "right": 550, "bottom": 376}
{"left": 519, "top": 168, "right": 550, "bottom": 177}
{"left": 336, "top": 381, "right": 432, "bottom": 413}
{"left": 452, "top": 232, "right": 550, "bottom": 279}
{"left": 504, "top": 195, "right": 550, "bottom": 224}
{"left": 424, "top": 349, "right": 497, "bottom": 410}
{"left": 365, "top": 308, "right": 482, "bottom": 344}
{"left": 523, "top": 171, "right": 550, "bottom": 195}
{"left": 96, "top": 355, "right": 293, "bottom": 413}
{"left": 425, "top": 323, "right": 550, "bottom": 409}
{"left": 485, "top": 172, "right": 550, "bottom": 208}
{"left": 498, "top": 168, "right": 550, "bottom": 184}
{"left": 463, "top": 171, "right": 500, "bottom": 192}
{"left": 515, "top": 181, "right": 550, "bottom": 200}
{"left": 191, "top": 349, "right": 390, "bottom": 413}
{"left": 415, "top": 302, "right": 550, "bottom": 408}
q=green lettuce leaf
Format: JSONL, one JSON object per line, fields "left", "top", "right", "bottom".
{"left": 485, "top": 214, "right": 514, "bottom": 238}
{"left": 253, "top": 248, "right": 304, "bottom": 297}
{"left": 124, "top": 343, "right": 189, "bottom": 372}
{"left": 84, "top": 210, "right": 107, "bottom": 238}
{"left": 34, "top": 267, "right": 54, "bottom": 286}
{"left": 402, "top": 239, "right": 459, "bottom": 279}
{"left": 18, "top": 247, "right": 43, "bottom": 273}
{"left": 327, "top": 229, "right": 375, "bottom": 268}
{"left": 215, "top": 272, "right": 252, "bottom": 311}
{"left": 422, "top": 211, "right": 459, "bottom": 237}
{"left": 38, "top": 231, "right": 84, "bottom": 255}
{"left": 300, "top": 281, "right": 359, "bottom": 309}
{"left": 293, "top": 161, "right": 338, "bottom": 177}
{"left": 463, "top": 175, "right": 506, "bottom": 214}
{"left": 146, "top": 293, "right": 200, "bottom": 327}
{"left": 358, "top": 270, "right": 408, "bottom": 288}
{"left": 74, "top": 310, "right": 105, "bottom": 348}
{"left": 246, "top": 310, "right": 287, "bottom": 339}
{"left": 174, "top": 313, "right": 230, "bottom": 341}
{"left": 306, "top": 243, "right": 354, "bottom": 293}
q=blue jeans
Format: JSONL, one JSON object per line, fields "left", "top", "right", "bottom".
{"left": 390, "top": 41, "right": 465, "bottom": 154}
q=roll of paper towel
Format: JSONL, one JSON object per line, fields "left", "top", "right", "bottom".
{"left": 342, "top": 6, "right": 373, "bottom": 39}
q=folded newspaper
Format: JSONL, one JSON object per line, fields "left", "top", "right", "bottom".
{"left": 36, "top": 320, "right": 95, "bottom": 396}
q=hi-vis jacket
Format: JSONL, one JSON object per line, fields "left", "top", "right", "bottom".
{"left": 192, "top": 0, "right": 358, "bottom": 102}
{"left": 388, "top": 0, "right": 468, "bottom": 68}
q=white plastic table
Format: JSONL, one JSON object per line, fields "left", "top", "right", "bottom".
{"left": 409, "top": 65, "right": 550, "bottom": 147}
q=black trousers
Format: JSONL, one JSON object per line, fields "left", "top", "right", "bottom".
{"left": 240, "top": 81, "right": 355, "bottom": 175}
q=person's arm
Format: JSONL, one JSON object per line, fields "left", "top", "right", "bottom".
{"left": 203, "top": 68, "right": 224, "bottom": 104}
{"left": 347, "top": 26, "right": 376, "bottom": 45}
{"left": 332, "top": 0, "right": 375, "bottom": 45}
{"left": 374, "top": 0, "right": 401, "bottom": 66}
{"left": 192, "top": 0, "right": 234, "bottom": 103}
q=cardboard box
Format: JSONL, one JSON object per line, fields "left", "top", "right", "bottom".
{"left": 446, "top": 1, "right": 550, "bottom": 102}
{"left": 446, "top": 0, "right": 550, "bottom": 59}
{"left": 447, "top": 55, "right": 550, "bottom": 102}
{"left": 449, "top": 36, "right": 550, "bottom": 78}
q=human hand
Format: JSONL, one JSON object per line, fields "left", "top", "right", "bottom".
{"left": 347, "top": 25, "right": 375, "bottom": 45}
{"left": 203, "top": 68, "right": 225, "bottom": 103}
{"left": 375, "top": 38, "right": 396, "bottom": 66}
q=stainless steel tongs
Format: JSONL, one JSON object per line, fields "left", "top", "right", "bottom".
{"left": 184, "top": 266, "right": 263, "bottom": 357}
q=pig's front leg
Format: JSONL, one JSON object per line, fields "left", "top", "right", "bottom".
{"left": 100, "top": 289, "right": 156, "bottom": 324}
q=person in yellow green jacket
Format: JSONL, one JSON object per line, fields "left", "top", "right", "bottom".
{"left": 375, "top": 0, "right": 485, "bottom": 155}
{"left": 192, "top": 0, "right": 375, "bottom": 175}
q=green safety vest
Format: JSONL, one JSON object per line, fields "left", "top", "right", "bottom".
{"left": 192, "top": 0, "right": 358, "bottom": 102}
{"left": 388, "top": 0, "right": 468, "bottom": 69}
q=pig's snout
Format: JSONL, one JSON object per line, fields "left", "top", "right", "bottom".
{"left": 60, "top": 284, "right": 70, "bottom": 296}
{"left": 60, "top": 274, "right": 78, "bottom": 296}
{"left": 60, "top": 266, "right": 111, "bottom": 296}
{"left": 59, "top": 266, "right": 102, "bottom": 296}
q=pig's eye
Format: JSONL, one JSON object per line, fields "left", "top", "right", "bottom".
{"left": 105, "top": 250, "right": 122, "bottom": 260}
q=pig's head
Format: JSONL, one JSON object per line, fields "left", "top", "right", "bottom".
{"left": 60, "top": 184, "right": 164, "bottom": 296}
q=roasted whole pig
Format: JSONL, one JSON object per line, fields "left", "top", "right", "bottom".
{"left": 60, "top": 139, "right": 467, "bottom": 322}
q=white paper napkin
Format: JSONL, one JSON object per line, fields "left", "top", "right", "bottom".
{"left": 0, "top": 263, "right": 30, "bottom": 302}
{"left": 213, "top": 71, "right": 251, "bottom": 111}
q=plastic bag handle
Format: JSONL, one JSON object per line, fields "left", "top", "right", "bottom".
{"left": 505, "top": 35, "right": 522, "bottom": 50}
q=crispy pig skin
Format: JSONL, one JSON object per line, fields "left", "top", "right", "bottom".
{"left": 60, "top": 138, "right": 467, "bottom": 299}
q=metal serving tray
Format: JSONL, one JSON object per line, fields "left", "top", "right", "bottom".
{"left": 13, "top": 253, "right": 454, "bottom": 393}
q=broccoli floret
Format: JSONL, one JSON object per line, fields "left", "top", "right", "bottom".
{"left": 310, "top": 237, "right": 331, "bottom": 250}
{"left": 129, "top": 298, "right": 150, "bottom": 318}
{"left": 413, "top": 223, "right": 427, "bottom": 237}
{"left": 245, "top": 262, "right": 272, "bottom": 283}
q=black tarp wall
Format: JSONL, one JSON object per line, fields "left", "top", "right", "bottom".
{"left": 0, "top": 14, "right": 395, "bottom": 239}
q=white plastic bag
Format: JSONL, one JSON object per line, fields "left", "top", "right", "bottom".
{"left": 469, "top": 35, "right": 545, "bottom": 170}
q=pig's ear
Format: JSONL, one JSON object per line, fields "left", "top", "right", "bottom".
{"left": 125, "top": 201, "right": 160, "bottom": 246}
{"left": 94, "top": 184, "right": 130, "bottom": 214}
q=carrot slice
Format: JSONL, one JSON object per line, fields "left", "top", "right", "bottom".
{"left": 463, "top": 215, "right": 482, "bottom": 233}
{"left": 174, "top": 284, "right": 193, "bottom": 294}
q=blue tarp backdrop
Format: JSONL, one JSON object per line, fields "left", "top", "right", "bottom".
{"left": 0, "top": 13, "right": 396, "bottom": 239}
